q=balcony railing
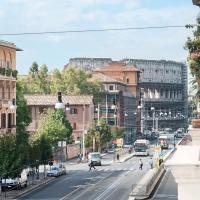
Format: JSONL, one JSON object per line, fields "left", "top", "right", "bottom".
{"left": 144, "top": 97, "right": 183, "bottom": 102}
{"left": 145, "top": 116, "right": 186, "bottom": 121}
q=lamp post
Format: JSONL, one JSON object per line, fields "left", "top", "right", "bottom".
{"left": 112, "top": 98, "right": 117, "bottom": 126}
{"left": 55, "top": 92, "right": 67, "bottom": 162}
{"left": 124, "top": 111, "right": 128, "bottom": 144}
{"left": 10, "top": 98, "right": 17, "bottom": 130}
{"left": 151, "top": 107, "right": 155, "bottom": 131}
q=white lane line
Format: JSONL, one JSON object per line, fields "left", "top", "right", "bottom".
{"left": 94, "top": 170, "right": 130, "bottom": 200}
{"left": 68, "top": 171, "right": 115, "bottom": 200}
{"left": 59, "top": 187, "right": 81, "bottom": 200}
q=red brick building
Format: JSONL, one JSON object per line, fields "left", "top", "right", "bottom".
{"left": 25, "top": 95, "right": 94, "bottom": 142}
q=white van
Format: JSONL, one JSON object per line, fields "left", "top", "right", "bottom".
{"left": 88, "top": 152, "right": 101, "bottom": 166}
{"left": 1, "top": 170, "right": 28, "bottom": 190}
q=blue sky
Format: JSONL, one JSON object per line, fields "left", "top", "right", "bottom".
{"left": 0, "top": 0, "right": 199, "bottom": 74}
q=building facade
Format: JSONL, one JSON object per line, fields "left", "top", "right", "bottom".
{"left": 66, "top": 57, "right": 112, "bottom": 71}
{"left": 0, "top": 41, "right": 20, "bottom": 135}
{"left": 25, "top": 95, "right": 94, "bottom": 142}
{"left": 123, "top": 59, "right": 188, "bottom": 131}
{"left": 92, "top": 73, "right": 137, "bottom": 144}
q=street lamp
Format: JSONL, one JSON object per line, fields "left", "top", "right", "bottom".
{"left": 55, "top": 92, "right": 65, "bottom": 109}
{"left": 66, "top": 102, "right": 70, "bottom": 111}
{"left": 10, "top": 98, "right": 17, "bottom": 110}
{"left": 151, "top": 107, "right": 155, "bottom": 131}
{"left": 124, "top": 112, "right": 128, "bottom": 144}
{"left": 55, "top": 92, "right": 68, "bottom": 162}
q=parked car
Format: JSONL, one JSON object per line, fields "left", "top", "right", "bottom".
{"left": 54, "top": 163, "right": 67, "bottom": 175}
{"left": 88, "top": 152, "right": 101, "bottom": 166}
{"left": 1, "top": 170, "right": 28, "bottom": 190}
{"left": 47, "top": 165, "right": 61, "bottom": 177}
{"left": 25, "top": 167, "right": 35, "bottom": 176}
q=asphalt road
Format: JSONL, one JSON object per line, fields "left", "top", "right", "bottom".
{"left": 18, "top": 153, "right": 151, "bottom": 200}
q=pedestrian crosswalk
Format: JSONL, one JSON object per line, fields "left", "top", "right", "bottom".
{"left": 67, "top": 166, "right": 148, "bottom": 172}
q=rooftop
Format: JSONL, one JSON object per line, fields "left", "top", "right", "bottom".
{"left": 0, "top": 40, "right": 22, "bottom": 51}
{"left": 91, "top": 72, "right": 126, "bottom": 85}
{"left": 25, "top": 95, "right": 93, "bottom": 106}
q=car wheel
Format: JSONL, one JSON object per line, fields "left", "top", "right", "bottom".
{"left": 24, "top": 181, "right": 27, "bottom": 187}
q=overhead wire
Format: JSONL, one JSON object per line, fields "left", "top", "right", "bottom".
{"left": 0, "top": 24, "right": 195, "bottom": 36}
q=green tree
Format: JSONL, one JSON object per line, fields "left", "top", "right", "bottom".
{"left": 0, "top": 135, "right": 20, "bottom": 178}
{"left": 0, "top": 82, "right": 32, "bottom": 178}
{"left": 50, "top": 68, "right": 63, "bottom": 93}
{"left": 21, "top": 62, "right": 51, "bottom": 94}
{"left": 111, "top": 127, "right": 124, "bottom": 139}
{"left": 15, "top": 81, "right": 32, "bottom": 174}
{"left": 51, "top": 67, "right": 103, "bottom": 96}
{"left": 35, "top": 109, "right": 73, "bottom": 147}
{"left": 29, "top": 61, "right": 39, "bottom": 78}
{"left": 85, "top": 120, "right": 112, "bottom": 151}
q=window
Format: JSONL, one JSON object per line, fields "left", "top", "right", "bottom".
{"left": 1, "top": 113, "right": 6, "bottom": 128}
{"left": 70, "top": 108, "right": 78, "bottom": 114}
{"left": 126, "top": 78, "right": 129, "bottom": 83}
{"left": 8, "top": 113, "right": 12, "bottom": 128}
{"left": 109, "top": 85, "right": 114, "bottom": 91}
{"left": 73, "top": 123, "right": 76, "bottom": 130}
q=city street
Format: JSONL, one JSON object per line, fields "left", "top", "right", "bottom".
{"left": 18, "top": 153, "right": 151, "bottom": 200}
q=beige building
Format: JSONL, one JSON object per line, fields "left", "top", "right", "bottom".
{"left": 25, "top": 95, "right": 94, "bottom": 142}
{"left": 95, "top": 61, "right": 140, "bottom": 96}
{"left": 0, "top": 40, "right": 21, "bottom": 135}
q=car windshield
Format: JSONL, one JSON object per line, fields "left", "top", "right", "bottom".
{"left": 91, "top": 154, "right": 100, "bottom": 159}
{"left": 51, "top": 167, "right": 58, "bottom": 171}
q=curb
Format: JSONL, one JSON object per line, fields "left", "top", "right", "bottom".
{"left": 129, "top": 167, "right": 166, "bottom": 200}
{"left": 115, "top": 154, "right": 134, "bottom": 163}
{"left": 14, "top": 177, "right": 56, "bottom": 199}
{"left": 129, "top": 147, "right": 175, "bottom": 200}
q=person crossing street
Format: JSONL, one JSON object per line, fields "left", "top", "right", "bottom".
{"left": 89, "top": 160, "right": 96, "bottom": 170}
{"left": 139, "top": 159, "right": 143, "bottom": 170}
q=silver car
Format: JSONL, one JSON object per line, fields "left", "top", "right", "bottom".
{"left": 47, "top": 166, "right": 61, "bottom": 177}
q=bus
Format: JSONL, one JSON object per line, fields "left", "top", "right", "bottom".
{"left": 133, "top": 139, "right": 150, "bottom": 156}
{"left": 158, "top": 135, "right": 169, "bottom": 149}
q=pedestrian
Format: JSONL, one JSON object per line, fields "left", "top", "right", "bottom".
{"left": 139, "top": 159, "right": 143, "bottom": 170}
{"left": 117, "top": 153, "right": 120, "bottom": 160}
{"left": 149, "top": 157, "right": 153, "bottom": 169}
{"left": 89, "top": 160, "right": 96, "bottom": 170}
{"left": 77, "top": 153, "right": 81, "bottom": 163}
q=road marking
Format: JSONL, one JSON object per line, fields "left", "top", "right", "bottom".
{"left": 94, "top": 170, "right": 130, "bottom": 200}
{"left": 59, "top": 187, "right": 81, "bottom": 200}
{"left": 66, "top": 171, "right": 116, "bottom": 200}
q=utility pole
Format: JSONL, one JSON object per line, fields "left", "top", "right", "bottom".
{"left": 82, "top": 104, "right": 86, "bottom": 161}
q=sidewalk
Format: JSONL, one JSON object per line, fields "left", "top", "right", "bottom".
{"left": 114, "top": 152, "right": 135, "bottom": 163}
{"left": 0, "top": 176, "right": 55, "bottom": 200}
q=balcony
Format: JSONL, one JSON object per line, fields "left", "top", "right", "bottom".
{"left": 144, "top": 97, "right": 183, "bottom": 102}
{"left": 145, "top": 116, "right": 186, "bottom": 121}
{"left": 1, "top": 99, "right": 9, "bottom": 108}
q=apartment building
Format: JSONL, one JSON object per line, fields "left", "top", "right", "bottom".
{"left": 25, "top": 95, "right": 94, "bottom": 142}
{"left": 0, "top": 40, "right": 21, "bottom": 135}
{"left": 92, "top": 73, "right": 137, "bottom": 144}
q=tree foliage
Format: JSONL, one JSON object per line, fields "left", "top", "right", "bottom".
{"left": 85, "top": 119, "right": 112, "bottom": 151}
{"left": 19, "top": 64, "right": 103, "bottom": 96}
{"left": 20, "top": 62, "right": 51, "bottom": 94}
{"left": 0, "top": 82, "right": 32, "bottom": 178}
{"left": 35, "top": 109, "right": 73, "bottom": 147}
